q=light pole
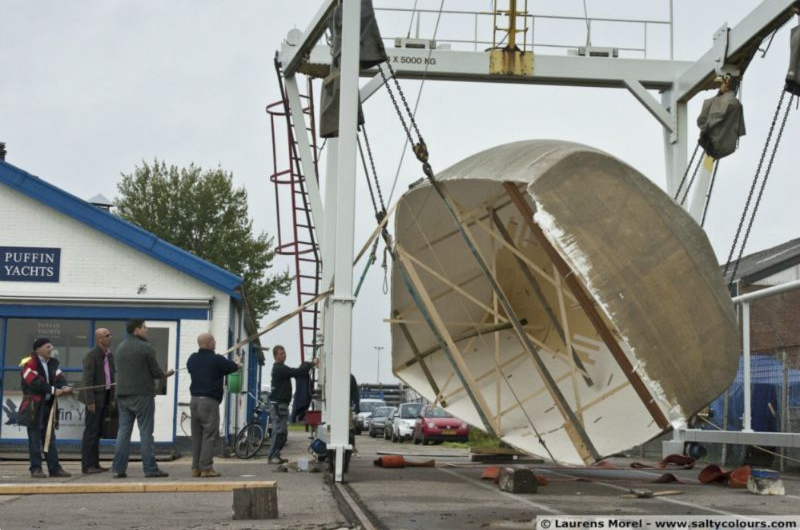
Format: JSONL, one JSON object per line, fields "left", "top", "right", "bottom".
{"left": 374, "top": 346, "right": 384, "bottom": 384}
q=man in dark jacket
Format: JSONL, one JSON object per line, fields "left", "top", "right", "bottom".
{"left": 267, "top": 345, "right": 317, "bottom": 464}
{"left": 20, "top": 337, "right": 73, "bottom": 478}
{"left": 186, "top": 333, "right": 239, "bottom": 477}
{"left": 80, "top": 327, "right": 115, "bottom": 474}
{"left": 111, "top": 319, "right": 174, "bottom": 479}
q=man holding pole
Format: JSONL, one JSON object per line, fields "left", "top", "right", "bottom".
{"left": 267, "top": 345, "right": 317, "bottom": 465}
{"left": 80, "top": 327, "right": 116, "bottom": 474}
{"left": 111, "top": 319, "right": 174, "bottom": 478}
{"left": 186, "top": 333, "right": 239, "bottom": 477}
{"left": 20, "top": 337, "right": 73, "bottom": 478}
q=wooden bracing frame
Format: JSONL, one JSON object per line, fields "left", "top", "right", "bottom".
{"left": 395, "top": 248, "right": 500, "bottom": 435}
{"left": 503, "top": 182, "right": 670, "bottom": 430}
{"left": 406, "top": 180, "right": 600, "bottom": 463}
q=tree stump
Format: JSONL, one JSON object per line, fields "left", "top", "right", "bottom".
{"left": 498, "top": 467, "right": 538, "bottom": 494}
{"left": 232, "top": 485, "right": 278, "bottom": 519}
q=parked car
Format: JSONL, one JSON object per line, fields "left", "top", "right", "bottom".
{"left": 390, "top": 402, "right": 424, "bottom": 442}
{"left": 368, "top": 406, "right": 396, "bottom": 438}
{"left": 412, "top": 404, "right": 469, "bottom": 444}
{"left": 354, "top": 398, "right": 386, "bottom": 434}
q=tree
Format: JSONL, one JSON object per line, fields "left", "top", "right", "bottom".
{"left": 115, "top": 159, "right": 291, "bottom": 319}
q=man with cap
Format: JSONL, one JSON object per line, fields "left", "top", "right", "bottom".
{"left": 20, "top": 337, "right": 73, "bottom": 478}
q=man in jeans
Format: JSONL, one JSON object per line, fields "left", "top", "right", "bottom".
{"left": 112, "top": 319, "right": 174, "bottom": 478}
{"left": 186, "top": 333, "right": 239, "bottom": 477}
{"left": 267, "top": 345, "right": 316, "bottom": 465}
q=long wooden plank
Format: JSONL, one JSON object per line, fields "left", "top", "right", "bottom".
{"left": 394, "top": 310, "right": 447, "bottom": 407}
{"left": 0, "top": 481, "right": 276, "bottom": 495}
{"left": 395, "top": 246, "right": 499, "bottom": 435}
{"left": 503, "top": 182, "right": 670, "bottom": 430}
{"left": 472, "top": 214, "right": 573, "bottom": 298}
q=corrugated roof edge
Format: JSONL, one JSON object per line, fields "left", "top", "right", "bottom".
{"left": 0, "top": 159, "right": 243, "bottom": 299}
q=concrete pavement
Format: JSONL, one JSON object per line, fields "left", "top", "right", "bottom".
{"left": 0, "top": 429, "right": 350, "bottom": 530}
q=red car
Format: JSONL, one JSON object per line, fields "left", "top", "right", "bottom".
{"left": 412, "top": 405, "right": 469, "bottom": 445}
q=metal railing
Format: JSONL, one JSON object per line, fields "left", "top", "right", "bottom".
{"left": 375, "top": 2, "right": 674, "bottom": 59}
{"left": 665, "top": 279, "right": 800, "bottom": 469}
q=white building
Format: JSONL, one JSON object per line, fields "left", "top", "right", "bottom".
{"left": 0, "top": 158, "right": 261, "bottom": 450}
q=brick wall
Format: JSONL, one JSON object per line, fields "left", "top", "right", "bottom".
{"left": 744, "top": 284, "right": 800, "bottom": 367}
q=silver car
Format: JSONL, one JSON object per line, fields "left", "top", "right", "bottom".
{"left": 368, "top": 406, "right": 396, "bottom": 437}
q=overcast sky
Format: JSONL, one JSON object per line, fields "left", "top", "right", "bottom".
{"left": 2, "top": 1, "right": 798, "bottom": 387}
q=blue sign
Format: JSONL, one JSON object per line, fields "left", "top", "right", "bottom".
{"left": 0, "top": 246, "right": 61, "bottom": 282}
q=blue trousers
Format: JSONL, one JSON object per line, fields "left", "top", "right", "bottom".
{"left": 112, "top": 395, "right": 157, "bottom": 475}
{"left": 27, "top": 401, "right": 60, "bottom": 472}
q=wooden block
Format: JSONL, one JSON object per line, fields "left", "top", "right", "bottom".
{"left": 0, "top": 481, "right": 276, "bottom": 495}
{"left": 232, "top": 486, "right": 278, "bottom": 520}
{"left": 498, "top": 467, "right": 538, "bottom": 494}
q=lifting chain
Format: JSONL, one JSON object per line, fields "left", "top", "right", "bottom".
{"left": 723, "top": 90, "right": 793, "bottom": 283}
{"left": 380, "top": 61, "right": 435, "bottom": 183}
{"left": 678, "top": 153, "right": 705, "bottom": 207}
{"left": 673, "top": 142, "right": 702, "bottom": 203}
{"left": 700, "top": 159, "right": 721, "bottom": 227}
{"left": 726, "top": 92, "right": 795, "bottom": 286}
{"left": 355, "top": 124, "right": 391, "bottom": 299}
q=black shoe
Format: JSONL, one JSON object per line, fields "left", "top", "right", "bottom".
{"left": 31, "top": 469, "right": 46, "bottom": 479}
{"left": 49, "top": 468, "right": 72, "bottom": 478}
{"left": 145, "top": 469, "right": 169, "bottom": 478}
{"left": 82, "top": 466, "right": 103, "bottom": 475}
{"left": 97, "top": 465, "right": 110, "bottom": 472}
{"left": 112, "top": 472, "right": 127, "bottom": 479}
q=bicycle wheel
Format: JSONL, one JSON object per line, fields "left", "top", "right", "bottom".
{"left": 234, "top": 423, "right": 265, "bottom": 459}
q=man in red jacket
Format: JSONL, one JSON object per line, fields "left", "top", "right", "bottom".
{"left": 20, "top": 337, "right": 73, "bottom": 478}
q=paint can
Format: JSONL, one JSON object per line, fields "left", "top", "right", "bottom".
{"left": 746, "top": 468, "right": 785, "bottom": 496}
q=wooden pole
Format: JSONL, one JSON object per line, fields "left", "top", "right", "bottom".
{"left": 395, "top": 247, "right": 499, "bottom": 435}
{"left": 44, "top": 396, "right": 57, "bottom": 453}
{"left": 394, "top": 310, "right": 447, "bottom": 407}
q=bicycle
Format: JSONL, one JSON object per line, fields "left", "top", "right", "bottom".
{"left": 234, "top": 392, "right": 272, "bottom": 459}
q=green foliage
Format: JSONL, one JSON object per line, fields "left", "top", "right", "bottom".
{"left": 442, "top": 428, "right": 504, "bottom": 449}
{"left": 115, "top": 159, "right": 291, "bottom": 319}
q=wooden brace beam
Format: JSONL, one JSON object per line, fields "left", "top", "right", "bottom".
{"left": 503, "top": 182, "right": 670, "bottom": 430}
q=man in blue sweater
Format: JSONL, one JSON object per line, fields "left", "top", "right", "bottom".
{"left": 186, "top": 333, "right": 239, "bottom": 477}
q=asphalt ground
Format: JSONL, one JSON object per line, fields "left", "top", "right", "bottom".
{"left": 1, "top": 429, "right": 800, "bottom": 530}
{"left": 343, "top": 433, "right": 800, "bottom": 529}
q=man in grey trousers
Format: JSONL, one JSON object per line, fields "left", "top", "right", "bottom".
{"left": 111, "top": 319, "right": 174, "bottom": 478}
{"left": 186, "top": 333, "right": 239, "bottom": 477}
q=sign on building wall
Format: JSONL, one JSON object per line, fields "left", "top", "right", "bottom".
{"left": 0, "top": 246, "right": 60, "bottom": 282}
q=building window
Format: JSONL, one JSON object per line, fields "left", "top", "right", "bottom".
{"left": 2, "top": 319, "right": 90, "bottom": 391}
{"left": 94, "top": 320, "right": 169, "bottom": 395}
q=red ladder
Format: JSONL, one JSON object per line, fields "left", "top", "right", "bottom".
{"left": 267, "top": 64, "right": 322, "bottom": 363}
